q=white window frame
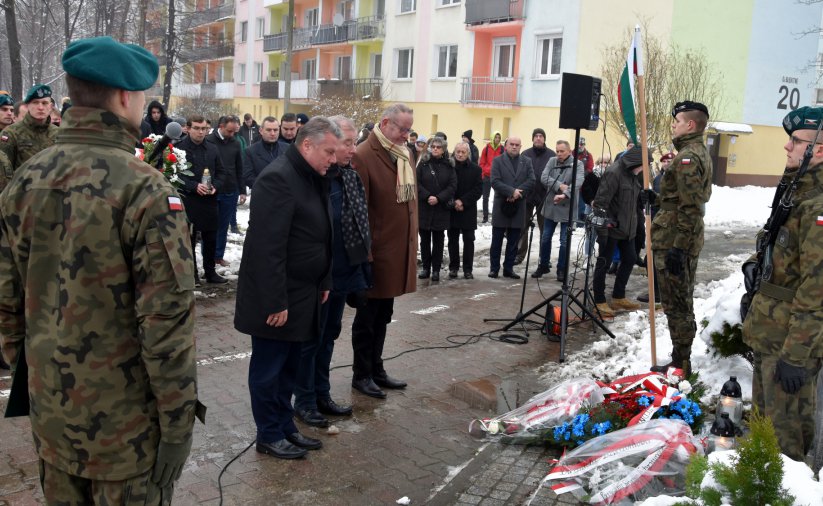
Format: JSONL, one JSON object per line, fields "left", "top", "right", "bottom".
{"left": 337, "top": 0, "right": 355, "bottom": 20}
{"left": 434, "top": 44, "right": 458, "bottom": 79}
{"left": 255, "top": 17, "right": 265, "bottom": 39}
{"left": 239, "top": 21, "right": 248, "bottom": 43}
{"left": 335, "top": 55, "right": 352, "bottom": 80}
{"left": 398, "top": 0, "right": 416, "bottom": 15}
{"left": 534, "top": 32, "right": 563, "bottom": 79}
{"left": 371, "top": 53, "right": 383, "bottom": 78}
{"left": 395, "top": 48, "right": 414, "bottom": 80}
{"left": 492, "top": 37, "right": 515, "bottom": 81}
{"left": 305, "top": 8, "right": 319, "bottom": 27}
{"left": 436, "top": 0, "right": 460, "bottom": 7}
{"left": 254, "top": 62, "right": 263, "bottom": 83}
{"left": 303, "top": 59, "right": 317, "bottom": 80}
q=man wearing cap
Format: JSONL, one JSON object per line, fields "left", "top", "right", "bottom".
{"left": 462, "top": 130, "right": 480, "bottom": 164}
{"left": 0, "top": 36, "right": 201, "bottom": 502}
{"left": 0, "top": 84, "right": 59, "bottom": 172}
{"left": 0, "top": 94, "right": 14, "bottom": 132}
{"left": 515, "top": 128, "right": 556, "bottom": 265}
{"left": 741, "top": 106, "right": 823, "bottom": 464}
{"left": 649, "top": 101, "right": 712, "bottom": 377}
{"left": 296, "top": 113, "right": 310, "bottom": 131}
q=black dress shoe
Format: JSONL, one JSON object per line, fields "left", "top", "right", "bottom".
{"left": 448, "top": 270, "right": 458, "bottom": 279}
{"left": 352, "top": 377, "right": 387, "bottom": 399}
{"left": 317, "top": 397, "right": 353, "bottom": 416}
{"left": 206, "top": 273, "right": 228, "bottom": 284}
{"left": 418, "top": 269, "right": 430, "bottom": 279}
{"left": 464, "top": 272, "right": 474, "bottom": 280}
{"left": 295, "top": 408, "right": 329, "bottom": 428}
{"left": 431, "top": 271, "right": 440, "bottom": 282}
{"left": 286, "top": 431, "right": 323, "bottom": 450}
{"left": 488, "top": 271, "right": 499, "bottom": 278}
{"left": 502, "top": 270, "right": 520, "bottom": 279}
{"left": 607, "top": 262, "right": 619, "bottom": 275}
{"left": 374, "top": 373, "right": 407, "bottom": 389}
{"left": 513, "top": 257, "right": 524, "bottom": 265}
{"left": 256, "top": 440, "right": 307, "bottom": 459}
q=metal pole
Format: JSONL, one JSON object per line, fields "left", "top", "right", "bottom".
{"left": 284, "top": 0, "right": 294, "bottom": 113}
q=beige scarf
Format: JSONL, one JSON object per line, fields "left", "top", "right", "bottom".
{"left": 373, "top": 124, "right": 416, "bottom": 203}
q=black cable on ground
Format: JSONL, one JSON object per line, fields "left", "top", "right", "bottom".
{"left": 218, "top": 439, "right": 255, "bottom": 506}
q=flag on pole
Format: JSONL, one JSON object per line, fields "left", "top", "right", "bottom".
{"left": 618, "top": 26, "right": 643, "bottom": 145}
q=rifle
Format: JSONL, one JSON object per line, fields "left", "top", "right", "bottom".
{"left": 740, "top": 122, "right": 823, "bottom": 321}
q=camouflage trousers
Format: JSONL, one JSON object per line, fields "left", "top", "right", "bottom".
{"left": 653, "top": 250, "right": 699, "bottom": 359}
{"left": 39, "top": 459, "right": 173, "bottom": 506}
{"left": 752, "top": 352, "right": 821, "bottom": 463}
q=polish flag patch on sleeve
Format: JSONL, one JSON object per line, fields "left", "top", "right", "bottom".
{"left": 0, "top": 135, "right": 8, "bottom": 142}
{"left": 681, "top": 158, "right": 691, "bottom": 165}
{"left": 817, "top": 215, "right": 823, "bottom": 226}
{"left": 168, "top": 196, "right": 183, "bottom": 211}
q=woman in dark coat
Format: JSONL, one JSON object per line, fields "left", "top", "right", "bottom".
{"left": 416, "top": 137, "right": 457, "bottom": 282}
{"left": 447, "top": 141, "right": 483, "bottom": 279}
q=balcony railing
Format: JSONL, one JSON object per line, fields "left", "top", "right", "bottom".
{"left": 185, "top": 1, "right": 235, "bottom": 27}
{"left": 264, "top": 15, "right": 385, "bottom": 52}
{"left": 182, "top": 43, "right": 234, "bottom": 61}
{"left": 465, "top": 0, "right": 525, "bottom": 25}
{"left": 318, "top": 78, "right": 382, "bottom": 100}
{"left": 198, "top": 82, "right": 234, "bottom": 99}
{"left": 260, "top": 81, "right": 279, "bottom": 99}
{"left": 460, "top": 77, "right": 520, "bottom": 106}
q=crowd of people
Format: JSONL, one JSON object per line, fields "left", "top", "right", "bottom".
{"left": 0, "top": 35, "right": 819, "bottom": 500}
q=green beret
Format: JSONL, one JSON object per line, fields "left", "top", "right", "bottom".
{"left": 782, "top": 106, "right": 823, "bottom": 135}
{"left": 23, "top": 84, "right": 52, "bottom": 104}
{"left": 0, "top": 94, "right": 12, "bottom": 107}
{"left": 62, "top": 36, "right": 159, "bottom": 91}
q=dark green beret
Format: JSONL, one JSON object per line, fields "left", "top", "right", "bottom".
{"left": 23, "top": 84, "right": 52, "bottom": 104}
{"left": 62, "top": 36, "right": 159, "bottom": 91}
{"left": 0, "top": 94, "right": 12, "bottom": 107}
{"left": 782, "top": 106, "right": 823, "bottom": 135}
{"left": 672, "top": 101, "right": 709, "bottom": 119}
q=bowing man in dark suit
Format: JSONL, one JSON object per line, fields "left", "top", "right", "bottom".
{"left": 234, "top": 117, "right": 342, "bottom": 460}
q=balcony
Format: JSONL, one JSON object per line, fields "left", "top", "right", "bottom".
{"left": 465, "top": 0, "right": 525, "bottom": 25}
{"left": 460, "top": 77, "right": 520, "bottom": 106}
{"left": 280, "top": 79, "right": 320, "bottom": 100}
{"left": 318, "top": 78, "right": 382, "bottom": 100}
{"left": 264, "top": 15, "right": 384, "bottom": 52}
{"left": 197, "top": 82, "right": 235, "bottom": 99}
{"left": 260, "top": 81, "right": 279, "bottom": 99}
{"left": 311, "top": 23, "right": 351, "bottom": 45}
{"left": 181, "top": 43, "right": 234, "bottom": 61}
{"left": 263, "top": 29, "right": 312, "bottom": 52}
{"left": 349, "top": 15, "right": 385, "bottom": 41}
{"left": 186, "top": 1, "right": 235, "bottom": 27}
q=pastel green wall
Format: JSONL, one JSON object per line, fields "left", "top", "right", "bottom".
{"left": 670, "top": 0, "right": 754, "bottom": 122}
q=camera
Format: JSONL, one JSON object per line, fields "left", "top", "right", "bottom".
{"left": 587, "top": 209, "right": 616, "bottom": 229}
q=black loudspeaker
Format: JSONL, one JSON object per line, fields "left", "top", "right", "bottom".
{"left": 559, "top": 72, "right": 602, "bottom": 131}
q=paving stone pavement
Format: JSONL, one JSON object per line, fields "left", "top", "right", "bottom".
{"left": 0, "top": 227, "right": 752, "bottom": 505}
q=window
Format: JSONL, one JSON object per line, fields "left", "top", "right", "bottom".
{"left": 371, "top": 53, "right": 382, "bottom": 78}
{"left": 335, "top": 56, "right": 351, "bottom": 80}
{"left": 337, "top": 0, "right": 354, "bottom": 20}
{"left": 254, "top": 63, "right": 263, "bottom": 83}
{"left": 817, "top": 88, "right": 823, "bottom": 105}
{"left": 438, "top": 0, "right": 460, "bottom": 5}
{"left": 492, "top": 38, "right": 515, "bottom": 80}
{"left": 305, "top": 8, "right": 319, "bottom": 27}
{"left": 376, "top": 0, "right": 385, "bottom": 16}
{"left": 399, "top": 0, "right": 416, "bottom": 14}
{"left": 396, "top": 48, "right": 414, "bottom": 79}
{"left": 535, "top": 34, "right": 562, "bottom": 77}
{"left": 239, "top": 21, "right": 248, "bottom": 43}
{"left": 239, "top": 63, "right": 246, "bottom": 83}
{"left": 303, "top": 59, "right": 317, "bottom": 80}
{"left": 435, "top": 45, "right": 457, "bottom": 78}
{"left": 255, "top": 17, "right": 265, "bottom": 39}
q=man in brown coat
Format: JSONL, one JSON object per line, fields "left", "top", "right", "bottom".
{"left": 350, "top": 103, "right": 418, "bottom": 399}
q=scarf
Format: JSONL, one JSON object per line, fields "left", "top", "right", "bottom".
{"left": 373, "top": 123, "right": 416, "bottom": 203}
{"left": 337, "top": 166, "right": 372, "bottom": 265}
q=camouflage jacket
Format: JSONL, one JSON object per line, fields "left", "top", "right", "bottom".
{"left": 0, "top": 107, "right": 199, "bottom": 480}
{"left": 0, "top": 150, "right": 10, "bottom": 193}
{"left": 743, "top": 162, "right": 823, "bottom": 364}
{"left": 0, "top": 112, "right": 59, "bottom": 171}
{"left": 650, "top": 131, "right": 713, "bottom": 256}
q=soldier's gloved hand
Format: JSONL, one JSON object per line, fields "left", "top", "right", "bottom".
{"left": 151, "top": 438, "right": 193, "bottom": 488}
{"left": 665, "top": 247, "right": 687, "bottom": 276}
{"left": 640, "top": 189, "right": 656, "bottom": 207}
{"left": 773, "top": 359, "right": 807, "bottom": 395}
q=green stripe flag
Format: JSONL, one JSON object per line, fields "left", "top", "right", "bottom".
{"left": 618, "top": 26, "right": 643, "bottom": 145}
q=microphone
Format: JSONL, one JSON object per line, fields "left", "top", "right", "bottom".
{"left": 147, "top": 122, "right": 184, "bottom": 164}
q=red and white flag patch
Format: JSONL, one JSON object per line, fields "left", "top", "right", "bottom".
{"left": 0, "top": 135, "right": 8, "bottom": 142}
{"left": 681, "top": 158, "right": 691, "bottom": 165}
{"left": 817, "top": 215, "right": 823, "bottom": 226}
{"left": 168, "top": 196, "right": 183, "bottom": 211}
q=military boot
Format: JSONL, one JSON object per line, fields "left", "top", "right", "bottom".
{"left": 611, "top": 298, "right": 641, "bottom": 311}
{"left": 650, "top": 349, "right": 682, "bottom": 374}
{"left": 595, "top": 302, "right": 615, "bottom": 318}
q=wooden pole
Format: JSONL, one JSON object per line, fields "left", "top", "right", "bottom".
{"left": 636, "top": 71, "right": 657, "bottom": 366}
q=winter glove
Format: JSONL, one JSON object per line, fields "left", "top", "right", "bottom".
{"left": 773, "top": 358, "right": 807, "bottom": 395}
{"left": 346, "top": 290, "right": 369, "bottom": 309}
{"left": 640, "top": 189, "right": 656, "bottom": 208}
{"left": 151, "top": 438, "right": 192, "bottom": 488}
{"left": 665, "top": 247, "right": 687, "bottom": 276}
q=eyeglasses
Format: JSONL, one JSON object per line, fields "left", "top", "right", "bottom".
{"left": 789, "top": 134, "right": 821, "bottom": 148}
{"left": 391, "top": 120, "right": 412, "bottom": 135}
{"left": 191, "top": 126, "right": 210, "bottom": 131}
{"left": 431, "top": 145, "right": 444, "bottom": 150}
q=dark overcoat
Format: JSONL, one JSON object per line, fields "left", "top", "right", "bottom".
{"left": 244, "top": 140, "right": 283, "bottom": 188}
{"left": 175, "top": 136, "right": 226, "bottom": 231}
{"left": 450, "top": 159, "right": 483, "bottom": 230}
{"left": 417, "top": 153, "right": 457, "bottom": 232}
{"left": 352, "top": 131, "right": 418, "bottom": 299}
{"left": 490, "top": 154, "right": 535, "bottom": 228}
{"left": 234, "top": 145, "right": 332, "bottom": 341}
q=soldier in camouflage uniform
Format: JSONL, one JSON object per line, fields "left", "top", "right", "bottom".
{"left": 742, "top": 106, "right": 823, "bottom": 463}
{"left": 0, "top": 93, "right": 14, "bottom": 132}
{"left": 0, "top": 84, "right": 59, "bottom": 172}
{"left": 648, "top": 101, "right": 713, "bottom": 378}
{"left": 0, "top": 36, "right": 202, "bottom": 504}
